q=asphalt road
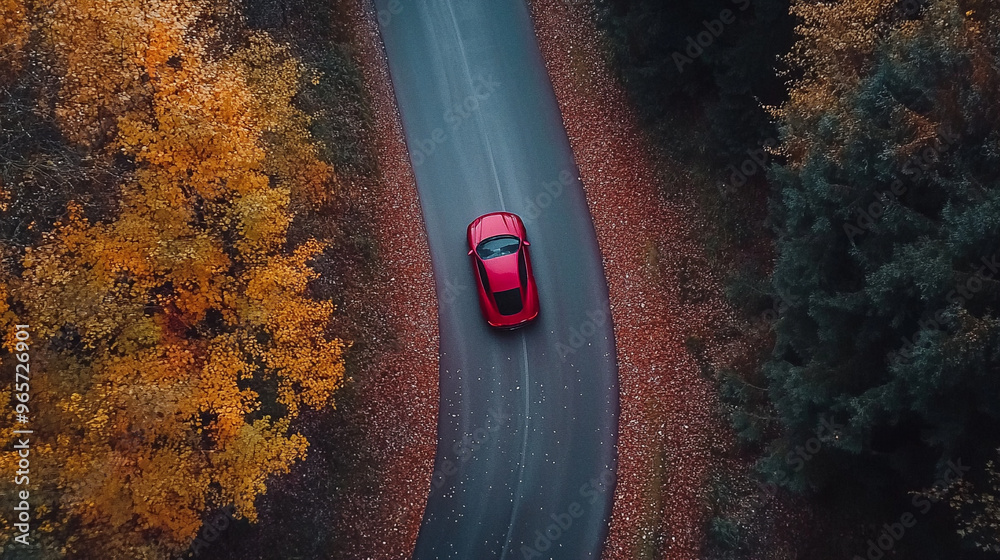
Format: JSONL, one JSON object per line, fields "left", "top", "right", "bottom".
{"left": 372, "top": 1, "right": 619, "bottom": 558}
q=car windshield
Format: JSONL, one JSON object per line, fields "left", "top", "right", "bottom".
{"left": 476, "top": 235, "right": 520, "bottom": 260}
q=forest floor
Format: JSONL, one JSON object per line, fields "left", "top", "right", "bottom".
{"left": 528, "top": 1, "right": 742, "bottom": 558}
{"left": 322, "top": 1, "right": 440, "bottom": 557}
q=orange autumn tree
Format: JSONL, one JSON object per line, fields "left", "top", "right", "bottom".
{"left": 774, "top": 0, "right": 899, "bottom": 165}
{"left": 0, "top": 0, "right": 28, "bottom": 81}
{"left": 0, "top": 0, "right": 344, "bottom": 556}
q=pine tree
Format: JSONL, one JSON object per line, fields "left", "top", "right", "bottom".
{"left": 766, "top": 0, "right": 1000, "bottom": 506}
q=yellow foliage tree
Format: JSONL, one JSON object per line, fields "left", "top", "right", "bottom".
{"left": 947, "top": 451, "right": 1000, "bottom": 553}
{"left": 0, "top": 0, "right": 344, "bottom": 556}
{"left": 0, "top": 0, "right": 28, "bottom": 79}
{"left": 776, "top": 0, "right": 898, "bottom": 165}
{"left": 777, "top": 0, "right": 980, "bottom": 166}
{"left": 231, "top": 34, "right": 335, "bottom": 207}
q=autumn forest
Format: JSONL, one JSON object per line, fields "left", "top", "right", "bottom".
{"left": 3, "top": 0, "right": 1000, "bottom": 558}
{"left": 0, "top": 0, "right": 359, "bottom": 556}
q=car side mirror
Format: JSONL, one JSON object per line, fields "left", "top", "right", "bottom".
{"left": 523, "top": 240, "right": 530, "bottom": 246}
{"left": 468, "top": 249, "right": 475, "bottom": 255}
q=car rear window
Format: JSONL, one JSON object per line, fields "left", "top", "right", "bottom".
{"left": 494, "top": 288, "right": 523, "bottom": 316}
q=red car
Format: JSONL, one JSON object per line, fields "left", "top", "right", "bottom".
{"left": 467, "top": 212, "right": 540, "bottom": 328}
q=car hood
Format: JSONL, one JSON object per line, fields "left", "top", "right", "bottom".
{"left": 481, "top": 253, "right": 522, "bottom": 292}
{"left": 468, "top": 212, "right": 522, "bottom": 244}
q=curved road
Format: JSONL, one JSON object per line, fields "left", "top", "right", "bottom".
{"left": 372, "top": 1, "right": 618, "bottom": 558}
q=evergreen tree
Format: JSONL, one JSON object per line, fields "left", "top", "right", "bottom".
{"left": 766, "top": 2, "right": 1000, "bottom": 548}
